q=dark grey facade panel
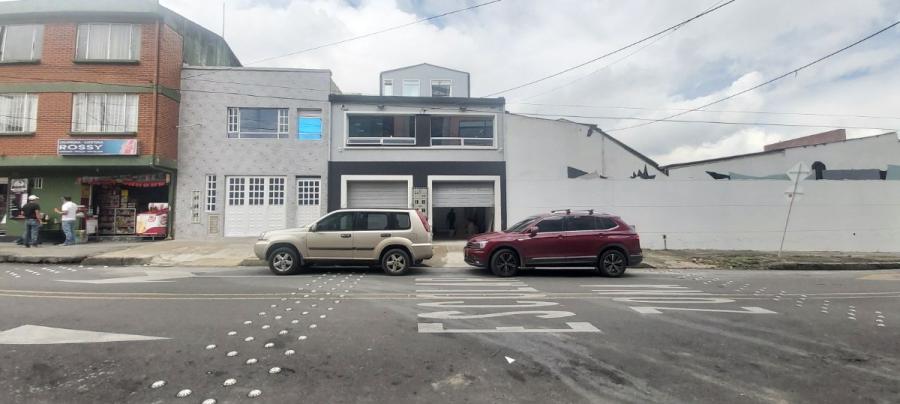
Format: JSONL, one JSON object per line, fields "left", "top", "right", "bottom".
{"left": 328, "top": 161, "right": 507, "bottom": 228}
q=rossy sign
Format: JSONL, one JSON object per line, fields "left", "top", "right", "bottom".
{"left": 58, "top": 139, "right": 138, "bottom": 156}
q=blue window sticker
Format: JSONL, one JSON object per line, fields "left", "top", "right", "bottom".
{"left": 298, "top": 117, "right": 322, "bottom": 140}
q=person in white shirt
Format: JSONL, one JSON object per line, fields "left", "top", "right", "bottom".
{"left": 54, "top": 196, "right": 78, "bottom": 246}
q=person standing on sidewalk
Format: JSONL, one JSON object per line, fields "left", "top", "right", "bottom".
{"left": 54, "top": 196, "right": 77, "bottom": 246}
{"left": 21, "top": 195, "right": 42, "bottom": 248}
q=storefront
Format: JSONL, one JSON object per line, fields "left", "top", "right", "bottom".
{"left": 1, "top": 139, "right": 176, "bottom": 243}
{"left": 79, "top": 174, "right": 171, "bottom": 238}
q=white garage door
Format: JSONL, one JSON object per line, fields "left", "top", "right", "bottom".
{"left": 347, "top": 181, "right": 409, "bottom": 209}
{"left": 224, "top": 176, "right": 287, "bottom": 237}
{"left": 432, "top": 181, "right": 495, "bottom": 207}
{"left": 296, "top": 177, "right": 321, "bottom": 228}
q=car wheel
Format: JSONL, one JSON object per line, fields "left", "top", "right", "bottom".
{"left": 382, "top": 248, "right": 411, "bottom": 276}
{"left": 490, "top": 249, "right": 520, "bottom": 277}
{"left": 268, "top": 246, "right": 302, "bottom": 275}
{"left": 597, "top": 250, "right": 627, "bottom": 277}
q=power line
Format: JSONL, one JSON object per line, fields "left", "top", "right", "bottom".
{"left": 516, "top": 0, "right": 729, "bottom": 102}
{"left": 180, "top": 0, "right": 503, "bottom": 81}
{"left": 609, "top": 19, "right": 900, "bottom": 132}
{"left": 248, "top": 0, "right": 503, "bottom": 66}
{"left": 514, "top": 112, "right": 897, "bottom": 131}
{"left": 509, "top": 102, "right": 900, "bottom": 120}
{"left": 481, "top": 0, "right": 738, "bottom": 97}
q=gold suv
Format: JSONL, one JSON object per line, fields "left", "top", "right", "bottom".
{"left": 254, "top": 209, "right": 434, "bottom": 275}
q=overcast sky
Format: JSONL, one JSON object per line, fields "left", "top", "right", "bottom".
{"left": 160, "top": 0, "right": 900, "bottom": 165}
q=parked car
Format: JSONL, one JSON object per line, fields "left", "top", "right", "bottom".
{"left": 464, "top": 209, "right": 642, "bottom": 277}
{"left": 255, "top": 209, "right": 433, "bottom": 276}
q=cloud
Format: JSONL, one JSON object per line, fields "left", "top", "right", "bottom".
{"left": 160, "top": 0, "right": 900, "bottom": 163}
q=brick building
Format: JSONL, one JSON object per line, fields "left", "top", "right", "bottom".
{"left": 0, "top": 0, "right": 238, "bottom": 240}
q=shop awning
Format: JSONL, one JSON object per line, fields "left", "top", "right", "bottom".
{"left": 78, "top": 173, "right": 169, "bottom": 187}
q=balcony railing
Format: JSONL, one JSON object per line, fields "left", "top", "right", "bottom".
{"left": 347, "top": 137, "right": 416, "bottom": 146}
{"left": 431, "top": 137, "right": 494, "bottom": 147}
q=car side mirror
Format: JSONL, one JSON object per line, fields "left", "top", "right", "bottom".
{"left": 527, "top": 227, "right": 538, "bottom": 237}
{"left": 309, "top": 223, "right": 317, "bottom": 232}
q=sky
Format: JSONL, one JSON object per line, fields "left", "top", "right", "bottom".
{"left": 159, "top": 0, "right": 900, "bottom": 165}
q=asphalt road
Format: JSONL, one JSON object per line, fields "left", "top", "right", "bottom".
{"left": 1, "top": 263, "right": 899, "bottom": 404}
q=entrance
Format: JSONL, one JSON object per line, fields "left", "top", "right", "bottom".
{"left": 224, "top": 176, "right": 287, "bottom": 237}
{"left": 431, "top": 180, "right": 497, "bottom": 240}
{"left": 84, "top": 174, "right": 171, "bottom": 238}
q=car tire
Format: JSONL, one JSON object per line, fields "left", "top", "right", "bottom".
{"left": 268, "top": 246, "right": 302, "bottom": 275}
{"left": 381, "top": 248, "right": 412, "bottom": 276}
{"left": 490, "top": 249, "right": 520, "bottom": 277}
{"left": 597, "top": 249, "right": 627, "bottom": 277}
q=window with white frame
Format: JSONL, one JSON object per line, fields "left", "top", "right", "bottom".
{"left": 76, "top": 23, "right": 141, "bottom": 61}
{"left": 268, "top": 177, "right": 285, "bottom": 205}
{"left": 382, "top": 79, "right": 393, "bottom": 96}
{"left": 346, "top": 114, "right": 416, "bottom": 146}
{"left": 0, "top": 93, "right": 37, "bottom": 133}
{"left": 72, "top": 93, "right": 139, "bottom": 133}
{"left": 227, "top": 177, "right": 245, "bottom": 206}
{"left": 0, "top": 25, "right": 43, "bottom": 62}
{"left": 430, "top": 115, "right": 494, "bottom": 146}
{"left": 297, "top": 178, "right": 320, "bottom": 206}
{"left": 248, "top": 177, "right": 265, "bottom": 205}
{"left": 402, "top": 79, "right": 420, "bottom": 96}
{"left": 431, "top": 80, "right": 452, "bottom": 97}
{"left": 226, "top": 107, "right": 289, "bottom": 139}
{"left": 205, "top": 175, "right": 217, "bottom": 212}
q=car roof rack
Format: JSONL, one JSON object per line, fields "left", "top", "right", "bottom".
{"left": 550, "top": 209, "right": 597, "bottom": 215}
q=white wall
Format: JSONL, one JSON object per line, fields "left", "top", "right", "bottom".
{"left": 506, "top": 179, "right": 900, "bottom": 252}
{"left": 505, "top": 117, "right": 900, "bottom": 252}
{"left": 506, "top": 114, "right": 665, "bottom": 179}
{"left": 667, "top": 133, "right": 900, "bottom": 180}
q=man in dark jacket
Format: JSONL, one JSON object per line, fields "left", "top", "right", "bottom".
{"left": 21, "top": 195, "right": 42, "bottom": 248}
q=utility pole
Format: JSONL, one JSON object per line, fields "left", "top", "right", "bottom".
{"left": 779, "top": 162, "right": 810, "bottom": 258}
{"left": 222, "top": 1, "right": 226, "bottom": 40}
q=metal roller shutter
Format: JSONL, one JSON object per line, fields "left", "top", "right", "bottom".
{"left": 432, "top": 182, "right": 494, "bottom": 207}
{"left": 347, "top": 181, "right": 409, "bottom": 208}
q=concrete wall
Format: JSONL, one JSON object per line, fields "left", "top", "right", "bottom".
{"left": 667, "top": 133, "right": 900, "bottom": 180}
{"left": 506, "top": 120, "right": 900, "bottom": 252}
{"left": 506, "top": 178, "right": 900, "bottom": 252}
{"left": 329, "top": 103, "right": 505, "bottom": 162}
{"left": 380, "top": 64, "right": 469, "bottom": 97}
{"left": 505, "top": 114, "right": 665, "bottom": 179}
{"left": 175, "top": 67, "right": 332, "bottom": 239}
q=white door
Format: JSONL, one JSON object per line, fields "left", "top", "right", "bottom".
{"left": 296, "top": 177, "right": 321, "bottom": 228}
{"left": 224, "top": 176, "right": 287, "bottom": 237}
{"left": 346, "top": 181, "right": 409, "bottom": 209}
{"left": 432, "top": 181, "right": 495, "bottom": 207}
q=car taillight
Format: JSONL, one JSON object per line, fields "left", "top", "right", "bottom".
{"left": 416, "top": 210, "right": 431, "bottom": 232}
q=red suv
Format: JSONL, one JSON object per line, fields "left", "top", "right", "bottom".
{"left": 464, "top": 210, "right": 642, "bottom": 277}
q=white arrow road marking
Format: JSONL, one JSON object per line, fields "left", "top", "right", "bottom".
{"left": 505, "top": 356, "right": 516, "bottom": 364}
{"left": 0, "top": 325, "right": 169, "bottom": 344}
{"left": 57, "top": 270, "right": 194, "bottom": 284}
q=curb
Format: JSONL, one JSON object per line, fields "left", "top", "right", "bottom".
{"left": 80, "top": 256, "right": 152, "bottom": 266}
{"left": 239, "top": 258, "right": 266, "bottom": 267}
{"left": 765, "top": 262, "right": 900, "bottom": 271}
{"left": 0, "top": 255, "right": 88, "bottom": 264}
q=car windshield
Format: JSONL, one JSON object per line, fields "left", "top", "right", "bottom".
{"left": 505, "top": 216, "right": 539, "bottom": 232}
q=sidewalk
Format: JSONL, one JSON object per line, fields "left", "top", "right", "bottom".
{"left": 1, "top": 240, "right": 899, "bottom": 270}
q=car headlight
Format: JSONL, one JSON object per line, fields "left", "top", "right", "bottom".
{"left": 258, "top": 232, "right": 269, "bottom": 241}
{"left": 470, "top": 240, "right": 488, "bottom": 249}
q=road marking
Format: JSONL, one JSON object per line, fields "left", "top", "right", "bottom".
{"left": 0, "top": 325, "right": 168, "bottom": 344}
{"left": 417, "top": 322, "right": 601, "bottom": 333}
{"left": 505, "top": 356, "right": 516, "bottom": 364}
{"left": 58, "top": 270, "right": 194, "bottom": 284}
{"left": 630, "top": 306, "right": 778, "bottom": 315}
{"left": 859, "top": 273, "right": 900, "bottom": 281}
{"left": 418, "top": 310, "right": 576, "bottom": 320}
